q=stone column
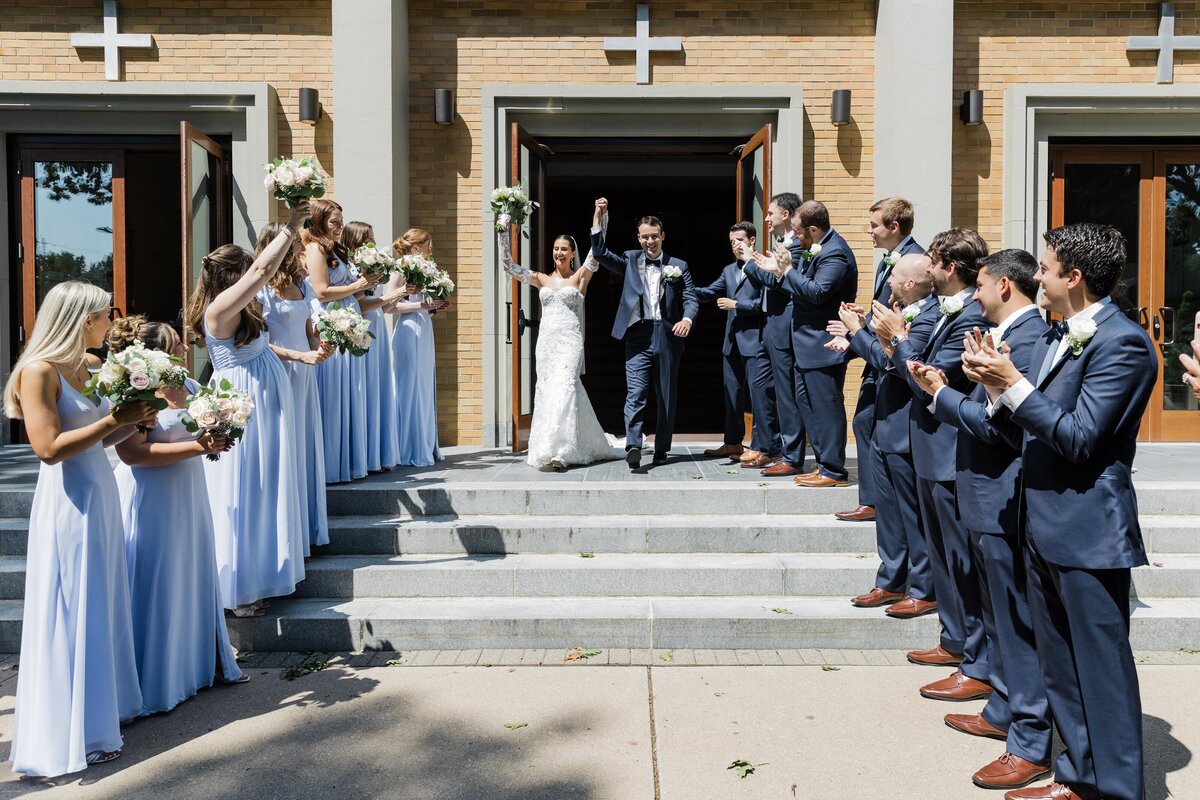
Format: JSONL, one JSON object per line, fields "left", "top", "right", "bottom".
{"left": 874, "top": 0, "right": 953, "bottom": 243}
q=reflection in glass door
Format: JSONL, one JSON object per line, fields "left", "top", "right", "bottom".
{"left": 1156, "top": 153, "right": 1200, "bottom": 437}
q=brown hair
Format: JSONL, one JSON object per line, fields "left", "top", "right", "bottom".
{"left": 392, "top": 227, "right": 432, "bottom": 256}
{"left": 108, "top": 314, "right": 178, "bottom": 354}
{"left": 185, "top": 244, "right": 267, "bottom": 349}
{"left": 928, "top": 228, "right": 989, "bottom": 287}
{"left": 870, "top": 197, "right": 915, "bottom": 236}
{"left": 797, "top": 200, "right": 830, "bottom": 231}
{"left": 257, "top": 222, "right": 302, "bottom": 296}
{"left": 341, "top": 220, "right": 376, "bottom": 255}
{"left": 300, "top": 198, "right": 347, "bottom": 267}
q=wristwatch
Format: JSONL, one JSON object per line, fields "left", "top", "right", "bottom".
{"left": 890, "top": 334, "right": 907, "bottom": 347}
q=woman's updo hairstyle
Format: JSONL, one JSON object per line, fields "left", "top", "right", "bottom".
{"left": 108, "top": 314, "right": 178, "bottom": 354}
{"left": 392, "top": 227, "right": 432, "bottom": 256}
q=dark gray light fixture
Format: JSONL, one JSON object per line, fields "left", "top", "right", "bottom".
{"left": 831, "top": 89, "right": 851, "bottom": 126}
{"left": 299, "top": 87, "right": 322, "bottom": 125}
{"left": 435, "top": 88, "right": 455, "bottom": 126}
{"left": 959, "top": 89, "right": 983, "bottom": 126}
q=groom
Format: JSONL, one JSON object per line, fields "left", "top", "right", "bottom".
{"left": 590, "top": 198, "right": 698, "bottom": 470}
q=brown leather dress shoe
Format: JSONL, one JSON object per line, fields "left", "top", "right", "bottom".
{"left": 704, "top": 443, "right": 743, "bottom": 458}
{"left": 738, "top": 449, "right": 761, "bottom": 463}
{"left": 920, "top": 670, "right": 993, "bottom": 701}
{"left": 742, "top": 453, "right": 779, "bottom": 468}
{"left": 945, "top": 712, "right": 1008, "bottom": 740}
{"left": 973, "top": 753, "right": 1051, "bottom": 790}
{"left": 886, "top": 597, "right": 940, "bottom": 620}
{"left": 835, "top": 504, "right": 876, "bottom": 521}
{"left": 761, "top": 462, "right": 803, "bottom": 477}
{"left": 906, "top": 643, "right": 963, "bottom": 665}
{"left": 794, "top": 473, "right": 850, "bottom": 487}
{"left": 850, "top": 587, "right": 905, "bottom": 608}
{"left": 1004, "top": 782, "right": 1086, "bottom": 799}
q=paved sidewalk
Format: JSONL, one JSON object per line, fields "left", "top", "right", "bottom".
{"left": 0, "top": 654, "right": 1194, "bottom": 799}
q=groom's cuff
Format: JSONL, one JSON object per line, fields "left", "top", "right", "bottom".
{"left": 683, "top": 317, "right": 693, "bottom": 326}
{"left": 590, "top": 226, "right": 601, "bottom": 234}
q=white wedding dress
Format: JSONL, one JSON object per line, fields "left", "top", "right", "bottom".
{"left": 526, "top": 285, "right": 625, "bottom": 468}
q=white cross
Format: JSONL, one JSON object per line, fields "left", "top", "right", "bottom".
{"left": 70, "top": 0, "right": 153, "bottom": 81}
{"left": 603, "top": 4, "right": 682, "bottom": 85}
{"left": 1127, "top": 2, "right": 1200, "bottom": 84}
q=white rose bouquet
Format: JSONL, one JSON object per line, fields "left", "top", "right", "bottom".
{"left": 84, "top": 340, "right": 189, "bottom": 432}
{"left": 263, "top": 156, "right": 328, "bottom": 210}
{"left": 181, "top": 379, "right": 254, "bottom": 461}
{"left": 316, "top": 301, "right": 374, "bottom": 356}
{"left": 350, "top": 242, "right": 399, "bottom": 297}
{"left": 424, "top": 269, "right": 456, "bottom": 302}
{"left": 397, "top": 253, "right": 442, "bottom": 292}
{"left": 490, "top": 185, "right": 539, "bottom": 234}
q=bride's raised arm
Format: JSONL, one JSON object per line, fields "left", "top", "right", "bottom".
{"left": 574, "top": 206, "right": 608, "bottom": 293}
{"left": 496, "top": 215, "right": 546, "bottom": 289}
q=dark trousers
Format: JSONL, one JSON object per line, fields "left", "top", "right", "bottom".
{"left": 624, "top": 320, "right": 683, "bottom": 455}
{"left": 974, "top": 530, "right": 1053, "bottom": 766}
{"left": 1026, "top": 539, "right": 1143, "bottom": 800}
{"left": 852, "top": 378, "right": 878, "bottom": 505}
{"left": 721, "top": 347, "right": 779, "bottom": 453}
{"left": 795, "top": 363, "right": 848, "bottom": 480}
{"left": 765, "top": 341, "right": 805, "bottom": 465}
{"left": 871, "top": 446, "right": 933, "bottom": 598}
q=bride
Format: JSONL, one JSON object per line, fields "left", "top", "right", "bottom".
{"left": 497, "top": 210, "right": 624, "bottom": 470}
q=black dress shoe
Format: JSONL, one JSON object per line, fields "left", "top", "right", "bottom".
{"left": 626, "top": 447, "right": 641, "bottom": 470}
{"left": 653, "top": 453, "right": 669, "bottom": 464}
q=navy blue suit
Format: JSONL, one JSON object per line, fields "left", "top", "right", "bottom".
{"left": 994, "top": 300, "right": 1157, "bottom": 800}
{"left": 590, "top": 229, "right": 699, "bottom": 456}
{"left": 932, "top": 306, "right": 1052, "bottom": 768}
{"left": 892, "top": 293, "right": 988, "bottom": 667}
{"left": 849, "top": 295, "right": 938, "bottom": 597}
{"left": 695, "top": 260, "right": 779, "bottom": 452}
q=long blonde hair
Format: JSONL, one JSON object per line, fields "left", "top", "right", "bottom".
{"left": 3, "top": 281, "right": 110, "bottom": 419}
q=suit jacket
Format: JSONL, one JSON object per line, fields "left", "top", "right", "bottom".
{"left": 999, "top": 302, "right": 1158, "bottom": 569}
{"left": 849, "top": 295, "right": 939, "bottom": 455}
{"left": 694, "top": 260, "right": 767, "bottom": 357}
{"left": 590, "top": 229, "right": 699, "bottom": 341}
{"left": 777, "top": 228, "right": 859, "bottom": 369}
{"left": 932, "top": 307, "right": 1047, "bottom": 534}
{"left": 847, "top": 238, "right": 926, "bottom": 377}
{"left": 891, "top": 294, "right": 986, "bottom": 482}
{"left": 741, "top": 235, "right": 803, "bottom": 353}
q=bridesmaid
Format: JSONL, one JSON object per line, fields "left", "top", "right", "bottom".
{"left": 186, "top": 204, "right": 308, "bottom": 616}
{"left": 386, "top": 228, "right": 450, "bottom": 466}
{"left": 304, "top": 199, "right": 380, "bottom": 483}
{"left": 110, "top": 316, "right": 247, "bottom": 716}
{"left": 4, "top": 281, "right": 156, "bottom": 775}
{"left": 256, "top": 222, "right": 332, "bottom": 554}
{"left": 342, "top": 220, "right": 406, "bottom": 473}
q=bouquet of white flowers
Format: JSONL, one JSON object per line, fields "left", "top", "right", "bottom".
{"left": 490, "top": 184, "right": 539, "bottom": 234}
{"left": 263, "top": 156, "right": 328, "bottom": 209}
{"left": 424, "top": 269, "right": 456, "bottom": 303}
{"left": 316, "top": 301, "right": 374, "bottom": 356}
{"left": 181, "top": 379, "right": 254, "bottom": 461}
{"left": 396, "top": 253, "right": 442, "bottom": 292}
{"left": 350, "top": 242, "right": 398, "bottom": 297}
{"left": 84, "top": 340, "right": 189, "bottom": 431}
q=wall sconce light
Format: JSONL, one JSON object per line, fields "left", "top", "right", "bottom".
{"left": 959, "top": 89, "right": 983, "bottom": 126}
{"left": 299, "top": 87, "right": 322, "bottom": 125}
{"left": 831, "top": 89, "right": 851, "bottom": 126}
{"left": 435, "top": 89, "right": 455, "bottom": 126}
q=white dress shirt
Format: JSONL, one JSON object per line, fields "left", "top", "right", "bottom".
{"left": 929, "top": 302, "right": 1039, "bottom": 409}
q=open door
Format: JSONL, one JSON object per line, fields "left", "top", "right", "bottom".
{"left": 180, "top": 121, "right": 227, "bottom": 376}
{"left": 735, "top": 124, "right": 772, "bottom": 252}
{"left": 508, "top": 123, "right": 550, "bottom": 452}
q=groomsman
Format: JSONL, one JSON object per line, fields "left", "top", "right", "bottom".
{"left": 837, "top": 254, "right": 939, "bottom": 611}
{"left": 962, "top": 224, "right": 1157, "bottom": 800}
{"left": 696, "top": 222, "right": 781, "bottom": 461}
{"left": 836, "top": 197, "right": 924, "bottom": 522}
{"left": 911, "top": 249, "right": 1053, "bottom": 792}
{"left": 871, "top": 230, "right": 992, "bottom": 699}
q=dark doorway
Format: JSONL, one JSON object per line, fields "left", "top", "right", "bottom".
{"left": 541, "top": 137, "right": 743, "bottom": 437}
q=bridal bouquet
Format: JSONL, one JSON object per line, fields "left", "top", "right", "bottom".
{"left": 397, "top": 253, "right": 443, "bottom": 291}
{"left": 263, "top": 156, "right": 328, "bottom": 209}
{"left": 350, "top": 242, "right": 398, "bottom": 297}
{"left": 491, "top": 184, "right": 539, "bottom": 234}
{"left": 423, "top": 269, "right": 456, "bottom": 303}
{"left": 181, "top": 379, "right": 254, "bottom": 461}
{"left": 84, "top": 341, "right": 189, "bottom": 431}
{"left": 316, "top": 301, "right": 374, "bottom": 356}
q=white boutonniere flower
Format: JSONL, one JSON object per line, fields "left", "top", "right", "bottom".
{"left": 1066, "top": 317, "right": 1098, "bottom": 356}
{"left": 801, "top": 242, "right": 822, "bottom": 261}
{"left": 661, "top": 265, "right": 683, "bottom": 283}
{"left": 939, "top": 295, "right": 964, "bottom": 317}
{"left": 883, "top": 252, "right": 897, "bottom": 268}
{"left": 901, "top": 303, "right": 921, "bottom": 323}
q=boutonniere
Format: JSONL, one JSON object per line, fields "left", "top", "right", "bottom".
{"left": 1065, "top": 317, "right": 1098, "bottom": 356}
{"left": 901, "top": 302, "right": 921, "bottom": 323}
{"left": 801, "top": 242, "right": 822, "bottom": 261}
{"left": 938, "top": 295, "right": 964, "bottom": 317}
{"left": 661, "top": 265, "right": 683, "bottom": 283}
{"left": 882, "top": 253, "right": 897, "bottom": 268}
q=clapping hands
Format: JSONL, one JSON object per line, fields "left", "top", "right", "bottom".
{"left": 907, "top": 362, "right": 949, "bottom": 396}
{"left": 961, "top": 327, "right": 1021, "bottom": 390}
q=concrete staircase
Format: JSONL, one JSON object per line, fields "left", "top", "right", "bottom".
{"left": 1, "top": 478, "right": 1198, "bottom": 653}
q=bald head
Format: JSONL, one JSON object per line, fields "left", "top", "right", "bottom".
{"left": 796, "top": 200, "right": 830, "bottom": 232}
{"left": 888, "top": 253, "right": 934, "bottom": 305}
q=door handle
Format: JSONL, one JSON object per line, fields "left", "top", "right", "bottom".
{"left": 517, "top": 308, "right": 530, "bottom": 336}
{"left": 1159, "top": 306, "right": 1177, "bottom": 346}
{"left": 1133, "top": 306, "right": 1149, "bottom": 330}
{"left": 504, "top": 300, "right": 512, "bottom": 344}
{"left": 1152, "top": 313, "right": 1162, "bottom": 341}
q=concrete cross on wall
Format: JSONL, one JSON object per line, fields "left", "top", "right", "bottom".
{"left": 1127, "top": 2, "right": 1200, "bottom": 83}
{"left": 70, "top": 0, "right": 153, "bottom": 81}
{"left": 603, "top": 4, "right": 682, "bottom": 85}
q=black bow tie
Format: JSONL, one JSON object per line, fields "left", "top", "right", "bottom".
{"left": 1050, "top": 320, "right": 1067, "bottom": 337}
{"left": 646, "top": 258, "right": 661, "bottom": 267}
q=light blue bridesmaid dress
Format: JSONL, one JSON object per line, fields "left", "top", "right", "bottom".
{"left": 203, "top": 326, "right": 306, "bottom": 609}
{"left": 363, "top": 304, "right": 400, "bottom": 471}
{"left": 391, "top": 295, "right": 443, "bottom": 466}
{"left": 12, "top": 371, "right": 141, "bottom": 777}
{"left": 309, "top": 253, "right": 369, "bottom": 482}
{"left": 258, "top": 283, "right": 329, "bottom": 550}
{"left": 115, "top": 378, "right": 242, "bottom": 715}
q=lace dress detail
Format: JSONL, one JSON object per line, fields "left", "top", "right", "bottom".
{"left": 526, "top": 286, "right": 623, "bottom": 468}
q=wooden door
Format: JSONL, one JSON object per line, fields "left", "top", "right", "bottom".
{"left": 735, "top": 124, "right": 772, "bottom": 252}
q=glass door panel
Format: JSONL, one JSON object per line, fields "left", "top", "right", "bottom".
{"left": 181, "top": 122, "right": 226, "bottom": 377}
{"left": 508, "top": 123, "right": 548, "bottom": 452}
{"left": 1156, "top": 153, "right": 1200, "bottom": 439}
{"left": 735, "top": 124, "right": 772, "bottom": 253}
